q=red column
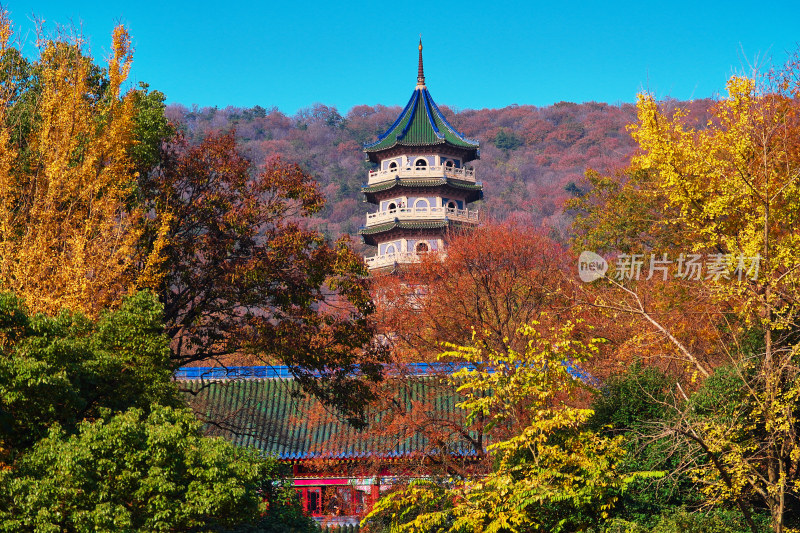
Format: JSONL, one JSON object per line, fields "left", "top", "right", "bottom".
{"left": 369, "top": 476, "right": 380, "bottom": 512}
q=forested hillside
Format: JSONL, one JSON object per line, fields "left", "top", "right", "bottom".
{"left": 165, "top": 99, "right": 714, "bottom": 249}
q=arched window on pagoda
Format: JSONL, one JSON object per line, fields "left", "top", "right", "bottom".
{"left": 416, "top": 241, "right": 429, "bottom": 254}
{"left": 415, "top": 158, "right": 427, "bottom": 170}
{"left": 389, "top": 161, "right": 398, "bottom": 172}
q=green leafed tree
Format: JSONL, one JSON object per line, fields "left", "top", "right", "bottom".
{"left": 0, "top": 290, "right": 314, "bottom": 532}
{"left": 494, "top": 128, "right": 523, "bottom": 151}
{"left": 0, "top": 405, "right": 310, "bottom": 532}
{"left": 0, "top": 290, "right": 179, "bottom": 453}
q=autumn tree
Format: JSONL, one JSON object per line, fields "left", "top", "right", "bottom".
{"left": 0, "top": 14, "right": 165, "bottom": 317}
{"left": 570, "top": 56, "right": 800, "bottom": 532}
{"left": 363, "top": 320, "right": 648, "bottom": 532}
{"left": 567, "top": 168, "right": 681, "bottom": 255}
{"left": 375, "top": 220, "right": 571, "bottom": 362}
{"left": 138, "top": 131, "right": 386, "bottom": 425}
{"left": 349, "top": 221, "right": 573, "bottom": 479}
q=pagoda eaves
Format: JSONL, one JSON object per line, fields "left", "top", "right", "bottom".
{"left": 364, "top": 88, "right": 480, "bottom": 164}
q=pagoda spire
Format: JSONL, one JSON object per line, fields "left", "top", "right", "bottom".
{"left": 416, "top": 37, "right": 425, "bottom": 88}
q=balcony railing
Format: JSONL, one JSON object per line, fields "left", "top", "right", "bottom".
{"left": 365, "top": 250, "right": 448, "bottom": 270}
{"left": 367, "top": 165, "right": 476, "bottom": 186}
{"left": 365, "top": 206, "right": 479, "bottom": 227}
{"left": 364, "top": 252, "right": 421, "bottom": 269}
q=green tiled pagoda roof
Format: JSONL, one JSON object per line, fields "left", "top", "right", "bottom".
{"left": 182, "top": 376, "right": 479, "bottom": 461}
{"left": 361, "top": 177, "right": 483, "bottom": 195}
{"left": 361, "top": 177, "right": 483, "bottom": 205}
{"left": 359, "top": 220, "right": 472, "bottom": 246}
{"left": 364, "top": 87, "right": 479, "bottom": 159}
{"left": 359, "top": 220, "right": 449, "bottom": 236}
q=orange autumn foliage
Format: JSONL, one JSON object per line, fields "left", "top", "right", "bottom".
{"left": 374, "top": 220, "right": 572, "bottom": 362}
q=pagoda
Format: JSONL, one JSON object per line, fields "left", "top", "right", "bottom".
{"left": 359, "top": 40, "right": 482, "bottom": 271}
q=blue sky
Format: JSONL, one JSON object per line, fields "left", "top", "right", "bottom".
{"left": 5, "top": 1, "right": 800, "bottom": 114}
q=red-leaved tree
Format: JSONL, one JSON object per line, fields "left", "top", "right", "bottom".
{"left": 139, "top": 131, "right": 386, "bottom": 426}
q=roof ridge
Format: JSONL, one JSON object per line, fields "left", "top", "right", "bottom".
{"left": 364, "top": 90, "right": 417, "bottom": 150}
{"left": 397, "top": 89, "right": 421, "bottom": 141}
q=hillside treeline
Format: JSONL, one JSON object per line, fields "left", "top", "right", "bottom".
{"left": 165, "top": 98, "right": 713, "bottom": 248}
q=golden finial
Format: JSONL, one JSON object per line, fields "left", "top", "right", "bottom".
{"left": 417, "top": 36, "right": 425, "bottom": 88}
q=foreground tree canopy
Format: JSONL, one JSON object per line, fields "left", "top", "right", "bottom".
{"left": 2, "top": 406, "right": 274, "bottom": 532}
{"left": 363, "top": 320, "right": 650, "bottom": 532}
{"left": 567, "top": 56, "right": 800, "bottom": 533}
{"left": 0, "top": 12, "right": 386, "bottom": 425}
{"left": 0, "top": 290, "right": 314, "bottom": 532}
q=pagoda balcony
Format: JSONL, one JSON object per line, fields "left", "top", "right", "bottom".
{"left": 367, "top": 165, "right": 476, "bottom": 185}
{"left": 364, "top": 251, "right": 421, "bottom": 269}
{"left": 365, "top": 206, "right": 480, "bottom": 227}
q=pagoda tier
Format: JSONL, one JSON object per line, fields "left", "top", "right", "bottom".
{"left": 359, "top": 40, "right": 481, "bottom": 272}
{"left": 362, "top": 176, "right": 483, "bottom": 205}
{"left": 361, "top": 219, "right": 475, "bottom": 246}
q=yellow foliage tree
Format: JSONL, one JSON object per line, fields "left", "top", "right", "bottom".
{"left": 629, "top": 66, "right": 800, "bottom": 533}
{"left": 570, "top": 57, "right": 800, "bottom": 533}
{"left": 362, "top": 321, "right": 651, "bottom": 532}
{"left": 0, "top": 13, "right": 149, "bottom": 317}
